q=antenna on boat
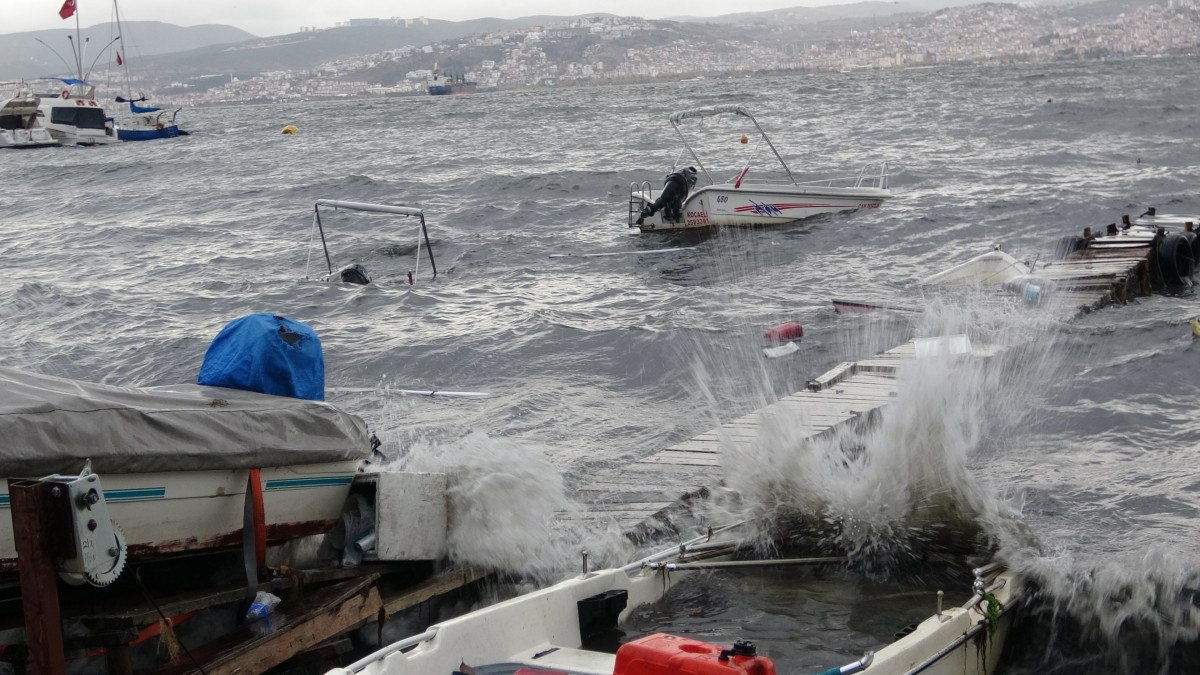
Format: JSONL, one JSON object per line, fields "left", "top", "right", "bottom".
{"left": 84, "top": 37, "right": 121, "bottom": 84}
{"left": 34, "top": 38, "right": 77, "bottom": 81}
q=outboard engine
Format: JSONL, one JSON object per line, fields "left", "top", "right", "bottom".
{"left": 338, "top": 264, "right": 371, "bottom": 285}
{"left": 637, "top": 166, "right": 698, "bottom": 225}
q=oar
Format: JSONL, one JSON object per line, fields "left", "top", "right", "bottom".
{"left": 328, "top": 387, "right": 491, "bottom": 399}
{"left": 549, "top": 246, "right": 696, "bottom": 258}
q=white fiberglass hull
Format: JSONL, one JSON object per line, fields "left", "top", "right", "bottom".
{"left": 0, "top": 128, "right": 59, "bottom": 149}
{"left": 0, "top": 460, "right": 361, "bottom": 570}
{"left": 636, "top": 184, "right": 891, "bottom": 232}
{"left": 38, "top": 98, "right": 119, "bottom": 146}
{"left": 332, "top": 561, "right": 1019, "bottom": 675}
{"left": 920, "top": 250, "right": 1032, "bottom": 287}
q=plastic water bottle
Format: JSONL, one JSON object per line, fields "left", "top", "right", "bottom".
{"left": 245, "top": 591, "right": 281, "bottom": 622}
{"left": 1024, "top": 283, "right": 1042, "bottom": 304}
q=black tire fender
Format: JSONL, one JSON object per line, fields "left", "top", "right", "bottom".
{"left": 1157, "top": 233, "right": 1195, "bottom": 287}
{"left": 1180, "top": 231, "right": 1200, "bottom": 268}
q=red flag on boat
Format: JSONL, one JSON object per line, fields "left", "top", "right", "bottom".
{"left": 733, "top": 166, "right": 750, "bottom": 189}
{"left": 116, "top": 51, "right": 123, "bottom": 66}
{"left": 58, "top": 0, "right": 76, "bottom": 19}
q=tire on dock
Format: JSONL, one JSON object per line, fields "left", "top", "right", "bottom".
{"left": 1157, "top": 233, "right": 1196, "bottom": 287}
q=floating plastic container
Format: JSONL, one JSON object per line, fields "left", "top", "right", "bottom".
{"left": 614, "top": 633, "right": 777, "bottom": 675}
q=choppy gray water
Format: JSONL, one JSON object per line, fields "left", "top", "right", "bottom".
{"left": 2, "top": 57, "right": 1198, "bottom": 673}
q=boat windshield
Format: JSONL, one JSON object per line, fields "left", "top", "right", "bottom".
{"left": 50, "top": 106, "right": 107, "bottom": 130}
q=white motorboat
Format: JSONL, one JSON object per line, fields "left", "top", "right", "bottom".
{"left": 0, "top": 85, "right": 61, "bottom": 149}
{"left": 329, "top": 532, "right": 1020, "bottom": 675}
{"left": 35, "top": 80, "right": 119, "bottom": 146}
{"left": 629, "top": 105, "right": 893, "bottom": 233}
{"left": 0, "top": 365, "right": 370, "bottom": 582}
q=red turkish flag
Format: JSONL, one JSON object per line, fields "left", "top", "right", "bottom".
{"left": 116, "top": 51, "right": 123, "bottom": 66}
{"left": 59, "top": 0, "right": 76, "bottom": 19}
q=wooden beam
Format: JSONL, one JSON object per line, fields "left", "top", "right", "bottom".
{"left": 157, "top": 575, "right": 382, "bottom": 675}
{"left": 9, "top": 479, "right": 66, "bottom": 675}
{"left": 381, "top": 566, "right": 490, "bottom": 616}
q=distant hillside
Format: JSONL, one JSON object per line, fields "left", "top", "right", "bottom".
{"left": 0, "top": 22, "right": 255, "bottom": 80}
{"left": 669, "top": 0, "right": 988, "bottom": 24}
{"left": 143, "top": 15, "right": 616, "bottom": 77}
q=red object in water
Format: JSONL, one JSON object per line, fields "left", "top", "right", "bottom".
{"left": 763, "top": 322, "right": 804, "bottom": 343}
{"left": 614, "top": 633, "right": 777, "bottom": 675}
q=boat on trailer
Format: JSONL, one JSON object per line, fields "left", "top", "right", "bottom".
{"left": 328, "top": 529, "right": 1020, "bottom": 675}
{"left": 628, "top": 105, "right": 893, "bottom": 233}
{"left": 0, "top": 360, "right": 370, "bottom": 581}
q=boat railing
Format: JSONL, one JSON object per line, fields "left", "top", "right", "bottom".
{"left": 305, "top": 199, "right": 437, "bottom": 284}
{"left": 629, "top": 181, "right": 654, "bottom": 227}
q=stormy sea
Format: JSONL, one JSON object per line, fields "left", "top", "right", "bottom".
{"left": 1, "top": 55, "right": 1198, "bottom": 673}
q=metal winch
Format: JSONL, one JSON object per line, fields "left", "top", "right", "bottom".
{"left": 43, "top": 462, "right": 127, "bottom": 587}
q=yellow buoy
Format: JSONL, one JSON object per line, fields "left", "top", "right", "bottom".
{"left": 739, "top": 134, "right": 749, "bottom": 144}
{"left": 1191, "top": 318, "right": 1200, "bottom": 339}
{"left": 281, "top": 124, "right": 298, "bottom": 135}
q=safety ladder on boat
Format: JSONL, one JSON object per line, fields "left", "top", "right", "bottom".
{"left": 628, "top": 181, "right": 653, "bottom": 228}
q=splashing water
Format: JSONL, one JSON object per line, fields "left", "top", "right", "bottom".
{"left": 377, "top": 421, "right": 634, "bottom": 582}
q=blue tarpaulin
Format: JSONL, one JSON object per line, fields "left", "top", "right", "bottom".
{"left": 130, "top": 102, "right": 161, "bottom": 113}
{"left": 198, "top": 314, "right": 325, "bottom": 401}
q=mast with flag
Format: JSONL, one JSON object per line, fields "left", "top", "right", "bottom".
{"left": 108, "top": 0, "right": 188, "bottom": 140}
{"left": 33, "top": 0, "right": 120, "bottom": 145}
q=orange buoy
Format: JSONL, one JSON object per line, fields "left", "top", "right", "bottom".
{"left": 739, "top": 134, "right": 749, "bottom": 144}
{"left": 764, "top": 322, "right": 803, "bottom": 343}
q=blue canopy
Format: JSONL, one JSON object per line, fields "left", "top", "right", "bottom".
{"left": 198, "top": 314, "right": 326, "bottom": 401}
{"left": 130, "top": 102, "right": 161, "bottom": 113}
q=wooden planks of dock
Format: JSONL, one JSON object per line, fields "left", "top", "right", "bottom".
{"left": 571, "top": 235, "right": 1162, "bottom": 541}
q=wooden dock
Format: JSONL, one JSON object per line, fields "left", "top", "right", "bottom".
{"left": 572, "top": 234, "right": 1164, "bottom": 540}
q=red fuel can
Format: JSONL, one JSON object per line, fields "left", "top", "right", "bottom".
{"left": 614, "top": 633, "right": 777, "bottom": 675}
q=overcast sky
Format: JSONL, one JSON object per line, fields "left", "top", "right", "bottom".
{"left": 9, "top": 1, "right": 852, "bottom": 37}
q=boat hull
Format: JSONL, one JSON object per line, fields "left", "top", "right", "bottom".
{"left": 427, "top": 84, "right": 477, "bottom": 95}
{"left": 0, "top": 460, "right": 361, "bottom": 571}
{"left": 636, "top": 184, "right": 891, "bottom": 232}
{"left": 117, "top": 124, "right": 182, "bottom": 141}
{"left": 38, "top": 98, "right": 119, "bottom": 146}
{"left": 0, "top": 129, "right": 59, "bottom": 149}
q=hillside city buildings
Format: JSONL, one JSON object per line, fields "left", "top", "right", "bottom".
{"left": 163, "top": 2, "right": 1200, "bottom": 105}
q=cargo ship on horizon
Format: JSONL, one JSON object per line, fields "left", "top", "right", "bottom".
{"left": 427, "top": 72, "right": 478, "bottom": 95}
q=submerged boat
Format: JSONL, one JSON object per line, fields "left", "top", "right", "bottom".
{"left": 918, "top": 248, "right": 1032, "bottom": 288}
{"left": 329, "top": 532, "right": 1020, "bottom": 675}
{"left": 305, "top": 199, "right": 439, "bottom": 287}
{"left": 0, "top": 321, "right": 371, "bottom": 579}
{"left": 629, "top": 105, "right": 893, "bottom": 233}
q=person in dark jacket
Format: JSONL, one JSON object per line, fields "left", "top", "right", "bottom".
{"left": 636, "top": 166, "right": 698, "bottom": 225}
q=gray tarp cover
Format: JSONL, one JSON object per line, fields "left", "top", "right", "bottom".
{"left": 0, "top": 366, "right": 371, "bottom": 477}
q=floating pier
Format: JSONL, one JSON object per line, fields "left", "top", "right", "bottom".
{"left": 572, "top": 220, "right": 1179, "bottom": 539}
